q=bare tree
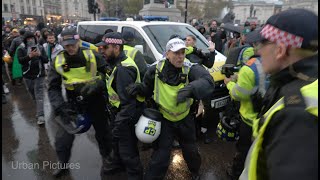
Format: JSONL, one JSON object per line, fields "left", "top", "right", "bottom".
{"left": 203, "top": 0, "right": 228, "bottom": 20}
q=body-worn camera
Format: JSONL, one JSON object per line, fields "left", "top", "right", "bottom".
{"left": 221, "top": 64, "right": 241, "bottom": 78}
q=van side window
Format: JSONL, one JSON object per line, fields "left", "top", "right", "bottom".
{"left": 78, "top": 25, "right": 117, "bottom": 44}
{"left": 122, "top": 27, "right": 156, "bottom": 64}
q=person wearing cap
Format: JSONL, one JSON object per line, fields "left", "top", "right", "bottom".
{"left": 239, "top": 9, "right": 318, "bottom": 180}
{"left": 47, "top": 28, "right": 113, "bottom": 177}
{"left": 17, "top": 31, "right": 48, "bottom": 125}
{"left": 223, "top": 28, "right": 268, "bottom": 180}
{"left": 122, "top": 31, "right": 148, "bottom": 77}
{"left": 127, "top": 38, "right": 215, "bottom": 180}
{"left": 96, "top": 32, "right": 145, "bottom": 179}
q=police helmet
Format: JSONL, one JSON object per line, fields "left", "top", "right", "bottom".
{"left": 135, "top": 108, "right": 163, "bottom": 143}
{"left": 216, "top": 116, "right": 240, "bottom": 142}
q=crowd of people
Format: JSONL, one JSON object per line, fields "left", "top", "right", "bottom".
{"left": 2, "top": 8, "right": 318, "bottom": 180}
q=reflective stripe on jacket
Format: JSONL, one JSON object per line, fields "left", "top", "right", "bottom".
{"left": 226, "top": 57, "right": 266, "bottom": 126}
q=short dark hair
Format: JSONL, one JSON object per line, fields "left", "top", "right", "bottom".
{"left": 186, "top": 35, "right": 196, "bottom": 42}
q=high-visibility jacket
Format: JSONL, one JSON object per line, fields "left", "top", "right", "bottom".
{"left": 153, "top": 59, "right": 194, "bottom": 122}
{"left": 239, "top": 79, "right": 318, "bottom": 180}
{"left": 106, "top": 56, "right": 144, "bottom": 108}
{"left": 54, "top": 49, "right": 100, "bottom": 91}
{"left": 124, "top": 45, "right": 139, "bottom": 60}
{"left": 80, "top": 40, "right": 98, "bottom": 52}
{"left": 226, "top": 57, "right": 266, "bottom": 126}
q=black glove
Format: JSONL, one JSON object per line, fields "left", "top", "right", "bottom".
{"left": 126, "top": 83, "right": 144, "bottom": 96}
{"left": 80, "top": 80, "right": 105, "bottom": 98}
{"left": 177, "top": 86, "right": 193, "bottom": 105}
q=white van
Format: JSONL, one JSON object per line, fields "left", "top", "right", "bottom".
{"left": 77, "top": 21, "right": 230, "bottom": 109}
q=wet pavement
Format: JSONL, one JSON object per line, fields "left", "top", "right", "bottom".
{"left": 2, "top": 81, "right": 236, "bottom": 180}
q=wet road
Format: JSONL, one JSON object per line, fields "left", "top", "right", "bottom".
{"left": 2, "top": 82, "right": 236, "bottom": 180}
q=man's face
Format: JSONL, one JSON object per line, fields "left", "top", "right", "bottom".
{"left": 5, "top": 28, "right": 10, "bottom": 33}
{"left": 12, "top": 31, "right": 19, "bottom": 37}
{"left": 64, "top": 41, "right": 79, "bottom": 55}
{"left": 185, "top": 36, "right": 196, "bottom": 47}
{"left": 166, "top": 49, "right": 185, "bottom": 68}
{"left": 257, "top": 41, "right": 279, "bottom": 74}
{"left": 211, "top": 21, "right": 218, "bottom": 28}
{"left": 250, "top": 24, "right": 256, "bottom": 30}
{"left": 100, "top": 44, "right": 118, "bottom": 60}
{"left": 47, "top": 35, "right": 55, "bottom": 44}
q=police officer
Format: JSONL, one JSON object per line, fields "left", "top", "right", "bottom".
{"left": 122, "top": 31, "right": 148, "bottom": 77}
{"left": 96, "top": 32, "right": 144, "bottom": 179}
{"left": 47, "top": 28, "right": 113, "bottom": 177}
{"left": 223, "top": 29, "right": 267, "bottom": 179}
{"left": 239, "top": 9, "right": 318, "bottom": 179}
{"left": 128, "top": 38, "right": 215, "bottom": 180}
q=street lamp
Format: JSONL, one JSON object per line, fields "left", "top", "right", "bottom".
{"left": 185, "top": 0, "right": 188, "bottom": 23}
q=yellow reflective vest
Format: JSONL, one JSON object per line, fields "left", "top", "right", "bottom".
{"left": 106, "top": 57, "right": 144, "bottom": 108}
{"left": 123, "top": 45, "right": 139, "bottom": 60}
{"left": 54, "top": 49, "right": 100, "bottom": 91}
{"left": 153, "top": 59, "right": 194, "bottom": 122}
{"left": 240, "top": 79, "right": 318, "bottom": 180}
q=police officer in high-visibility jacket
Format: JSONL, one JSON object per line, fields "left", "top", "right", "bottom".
{"left": 223, "top": 33, "right": 266, "bottom": 179}
{"left": 127, "top": 38, "right": 215, "bottom": 180}
{"left": 239, "top": 9, "right": 318, "bottom": 180}
{"left": 47, "top": 28, "right": 113, "bottom": 177}
{"left": 122, "top": 31, "right": 148, "bottom": 77}
{"left": 96, "top": 32, "right": 144, "bottom": 179}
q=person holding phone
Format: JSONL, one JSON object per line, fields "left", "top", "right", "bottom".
{"left": 17, "top": 31, "right": 48, "bottom": 125}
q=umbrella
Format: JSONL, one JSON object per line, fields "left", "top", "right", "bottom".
{"left": 221, "top": 23, "right": 242, "bottom": 33}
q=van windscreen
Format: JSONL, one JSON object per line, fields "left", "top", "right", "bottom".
{"left": 143, "top": 25, "right": 209, "bottom": 54}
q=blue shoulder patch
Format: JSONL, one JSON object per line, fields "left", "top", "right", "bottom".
{"left": 81, "top": 42, "right": 90, "bottom": 48}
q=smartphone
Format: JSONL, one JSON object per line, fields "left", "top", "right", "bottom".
{"left": 31, "top": 46, "right": 37, "bottom": 51}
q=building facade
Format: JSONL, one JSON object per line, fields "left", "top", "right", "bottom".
{"left": 232, "top": 0, "right": 318, "bottom": 25}
{"left": 281, "top": 0, "right": 318, "bottom": 15}
{"left": 2, "top": 0, "right": 45, "bottom": 26}
{"left": 60, "top": 0, "right": 93, "bottom": 23}
{"left": 2, "top": 0, "right": 93, "bottom": 27}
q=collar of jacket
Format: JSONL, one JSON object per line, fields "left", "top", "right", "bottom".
{"left": 270, "top": 55, "right": 318, "bottom": 87}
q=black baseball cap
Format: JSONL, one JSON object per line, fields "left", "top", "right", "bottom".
{"left": 122, "top": 31, "right": 135, "bottom": 42}
{"left": 60, "top": 28, "right": 80, "bottom": 46}
{"left": 245, "top": 27, "right": 263, "bottom": 44}
{"left": 246, "top": 8, "right": 318, "bottom": 50}
{"left": 95, "top": 32, "right": 123, "bottom": 47}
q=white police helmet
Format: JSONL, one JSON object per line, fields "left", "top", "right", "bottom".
{"left": 135, "top": 108, "right": 163, "bottom": 143}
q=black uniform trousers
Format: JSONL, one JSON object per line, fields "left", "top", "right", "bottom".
{"left": 144, "top": 114, "right": 201, "bottom": 180}
{"left": 54, "top": 96, "right": 113, "bottom": 163}
{"left": 110, "top": 105, "right": 144, "bottom": 180}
